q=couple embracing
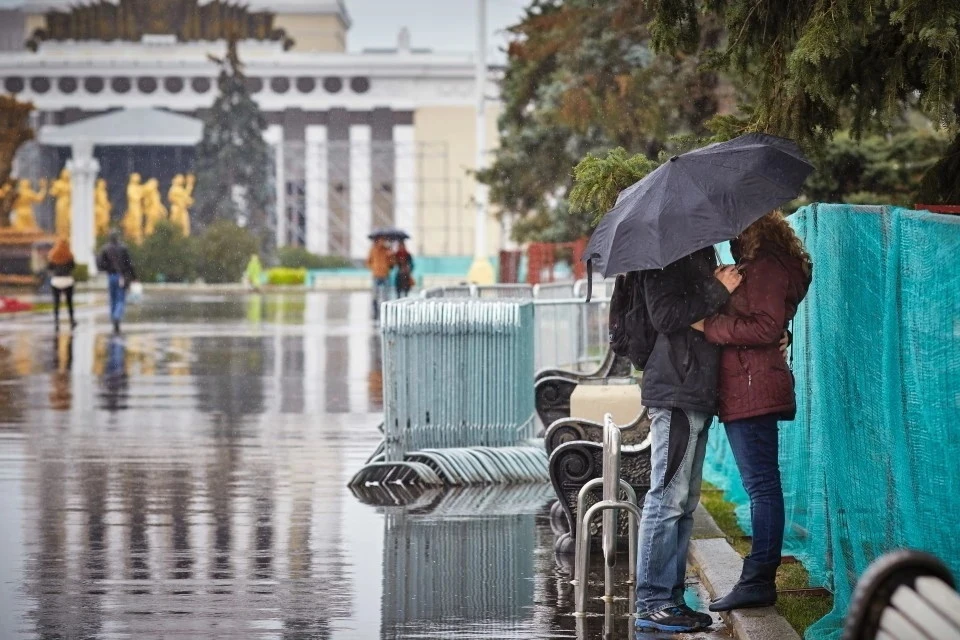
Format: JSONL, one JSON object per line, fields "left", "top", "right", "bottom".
{"left": 632, "top": 209, "right": 812, "bottom": 633}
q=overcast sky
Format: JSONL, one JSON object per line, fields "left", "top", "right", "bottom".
{"left": 0, "top": 0, "right": 530, "bottom": 61}
{"left": 346, "top": 0, "right": 528, "bottom": 60}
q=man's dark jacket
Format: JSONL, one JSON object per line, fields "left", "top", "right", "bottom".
{"left": 641, "top": 248, "right": 731, "bottom": 415}
{"left": 97, "top": 242, "right": 137, "bottom": 282}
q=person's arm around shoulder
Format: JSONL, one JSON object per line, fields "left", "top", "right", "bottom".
{"left": 702, "top": 257, "right": 788, "bottom": 346}
{"left": 644, "top": 259, "right": 735, "bottom": 334}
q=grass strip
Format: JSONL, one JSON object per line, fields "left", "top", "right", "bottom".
{"left": 699, "top": 482, "right": 833, "bottom": 637}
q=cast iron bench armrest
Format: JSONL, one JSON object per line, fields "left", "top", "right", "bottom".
{"left": 534, "top": 348, "right": 632, "bottom": 384}
{"left": 843, "top": 549, "right": 960, "bottom": 640}
{"left": 543, "top": 407, "right": 651, "bottom": 456}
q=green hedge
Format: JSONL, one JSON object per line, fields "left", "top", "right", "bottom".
{"left": 266, "top": 267, "right": 306, "bottom": 285}
{"left": 121, "top": 220, "right": 260, "bottom": 284}
{"left": 128, "top": 221, "right": 199, "bottom": 283}
{"left": 277, "top": 246, "right": 353, "bottom": 270}
{"left": 73, "top": 263, "right": 90, "bottom": 283}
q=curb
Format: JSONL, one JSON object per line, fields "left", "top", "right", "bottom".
{"left": 689, "top": 508, "right": 801, "bottom": 640}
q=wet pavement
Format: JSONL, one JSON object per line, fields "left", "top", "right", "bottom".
{"left": 0, "top": 292, "right": 731, "bottom": 639}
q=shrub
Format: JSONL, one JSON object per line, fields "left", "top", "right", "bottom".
{"left": 277, "top": 246, "right": 353, "bottom": 270}
{"left": 266, "top": 267, "right": 306, "bottom": 285}
{"left": 130, "top": 221, "right": 198, "bottom": 283}
{"left": 196, "top": 221, "right": 259, "bottom": 284}
{"left": 73, "top": 263, "right": 90, "bottom": 283}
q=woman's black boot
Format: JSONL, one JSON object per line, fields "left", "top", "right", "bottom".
{"left": 708, "top": 558, "right": 779, "bottom": 612}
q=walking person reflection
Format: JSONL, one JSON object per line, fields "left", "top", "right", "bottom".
{"left": 100, "top": 336, "right": 128, "bottom": 412}
{"left": 49, "top": 332, "right": 73, "bottom": 411}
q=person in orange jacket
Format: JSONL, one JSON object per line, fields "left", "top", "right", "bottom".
{"left": 367, "top": 238, "right": 394, "bottom": 320}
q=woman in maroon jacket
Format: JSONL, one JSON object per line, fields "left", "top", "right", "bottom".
{"left": 692, "top": 209, "right": 812, "bottom": 612}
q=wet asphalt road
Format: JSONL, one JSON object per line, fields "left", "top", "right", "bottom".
{"left": 0, "top": 291, "right": 730, "bottom": 640}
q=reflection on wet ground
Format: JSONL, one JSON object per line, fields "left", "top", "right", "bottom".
{"left": 0, "top": 292, "right": 729, "bottom": 639}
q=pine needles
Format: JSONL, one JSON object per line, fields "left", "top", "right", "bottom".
{"left": 568, "top": 147, "right": 659, "bottom": 224}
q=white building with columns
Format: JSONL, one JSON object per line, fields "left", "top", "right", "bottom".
{"left": 0, "top": 0, "right": 503, "bottom": 272}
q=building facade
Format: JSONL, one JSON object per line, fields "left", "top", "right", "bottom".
{"left": 0, "top": 0, "right": 502, "bottom": 270}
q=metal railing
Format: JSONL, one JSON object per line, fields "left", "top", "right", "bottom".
{"left": 573, "top": 413, "right": 642, "bottom": 615}
{"left": 420, "top": 281, "right": 612, "bottom": 372}
{"left": 532, "top": 297, "right": 610, "bottom": 372}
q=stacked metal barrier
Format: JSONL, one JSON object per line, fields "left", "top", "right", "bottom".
{"left": 349, "top": 297, "right": 546, "bottom": 486}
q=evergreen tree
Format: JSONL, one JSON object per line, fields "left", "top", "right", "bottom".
{"left": 644, "top": 0, "right": 960, "bottom": 203}
{"left": 193, "top": 40, "right": 273, "bottom": 246}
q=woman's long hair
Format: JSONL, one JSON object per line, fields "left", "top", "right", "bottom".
{"left": 737, "top": 210, "right": 812, "bottom": 276}
{"left": 48, "top": 238, "right": 74, "bottom": 266}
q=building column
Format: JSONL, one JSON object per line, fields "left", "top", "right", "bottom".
{"left": 67, "top": 139, "right": 99, "bottom": 274}
{"left": 348, "top": 125, "right": 372, "bottom": 260}
{"left": 264, "top": 125, "right": 285, "bottom": 249}
{"left": 305, "top": 126, "right": 328, "bottom": 255}
{"left": 393, "top": 125, "right": 417, "bottom": 247}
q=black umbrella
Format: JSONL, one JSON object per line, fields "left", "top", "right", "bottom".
{"left": 584, "top": 133, "right": 813, "bottom": 281}
{"left": 368, "top": 227, "right": 409, "bottom": 241}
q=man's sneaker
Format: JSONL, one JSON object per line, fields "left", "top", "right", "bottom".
{"left": 676, "top": 603, "right": 713, "bottom": 628}
{"left": 635, "top": 605, "right": 710, "bottom": 632}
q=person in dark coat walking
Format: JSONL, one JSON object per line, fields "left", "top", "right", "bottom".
{"left": 96, "top": 231, "right": 137, "bottom": 334}
{"left": 393, "top": 241, "right": 415, "bottom": 298}
{"left": 633, "top": 247, "right": 742, "bottom": 633}
{"left": 47, "top": 238, "right": 77, "bottom": 331}
{"left": 692, "top": 209, "right": 812, "bottom": 612}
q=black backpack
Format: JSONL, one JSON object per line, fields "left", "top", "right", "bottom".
{"left": 608, "top": 271, "right": 657, "bottom": 370}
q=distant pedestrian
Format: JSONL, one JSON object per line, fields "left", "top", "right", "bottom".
{"left": 47, "top": 238, "right": 77, "bottom": 331}
{"left": 96, "top": 230, "right": 137, "bottom": 334}
{"left": 366, "top": 238, "right": 394, "bottom": 320}
{"left": 394, "top": 240, "right": 415, "bottom": 298}
{"left": 244, "top": 254, "right": 263, "bottom": 291}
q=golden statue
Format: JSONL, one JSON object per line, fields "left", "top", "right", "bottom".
{"left": 10, "top": 178, "right": 47, "bottom": 231}
{"left": 167, "top": 173, "right": 195, "bottom": 236}
{"left": 121, "top": 173, "right": 144, "bottom": 244}
{"left": 142, "top": 177, "right": 168, "bottom": 236}
{"left": 94, "top": 178, "right": 111, "bottom": 237}
{"left": 49, "top": 168, "right": 72, "bottom": 238}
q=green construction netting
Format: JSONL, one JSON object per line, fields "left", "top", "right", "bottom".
{"left": 703, "top": 204, "right": 960, "bottom": 639}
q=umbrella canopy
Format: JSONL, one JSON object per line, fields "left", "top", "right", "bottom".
{"left": 585, "top": 133, "right": 813, "bottom": 277}
{"left": 368, "top": 227, "right": 410, "bottom": 241}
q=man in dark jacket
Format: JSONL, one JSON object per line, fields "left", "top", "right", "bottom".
{"left": 97, "top": 231, "right": 137, "bottom": 334}
{"left": 634, "top": 247, "right": 742, "bottom": 632}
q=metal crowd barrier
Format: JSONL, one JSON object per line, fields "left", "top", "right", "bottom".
{"left": 349, "top": 298, "right": 545, "bottom": 486}
{"left": 573, "top": 413, "right": 642, "bottom": 615}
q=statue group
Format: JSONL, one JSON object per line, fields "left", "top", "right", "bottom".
{"left": 122, "top": 173, "right": 194, "bottom": 243}
{"left": 1, "top": 171, "right": 194, "bottom": 242}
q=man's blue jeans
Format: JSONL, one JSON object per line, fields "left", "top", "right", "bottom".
{"left": 108, "top": 273, "right": 126, "bottom": 323}
{"left": 635, "top": 406, "right": 712, "bottom": 615}
{"left": 724, "top": 414, "right": 784, "bottom": 565}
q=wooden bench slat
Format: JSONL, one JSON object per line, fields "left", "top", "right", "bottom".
{"left": 915, "top": 577, "right": 960, "bottom": 629}
{"left": 891, "top": 585, "right": 960, "bottom": 639}
{"left": 880, "top": 607, "right": 935, "bottom": 640}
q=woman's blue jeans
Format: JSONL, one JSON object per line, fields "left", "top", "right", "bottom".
{"left": 724, "top": 414, "right": 784, "bottom": 565}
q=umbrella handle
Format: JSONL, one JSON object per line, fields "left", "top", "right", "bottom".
{"left": 585, "top": 259, "right": 593, "bottom": 302}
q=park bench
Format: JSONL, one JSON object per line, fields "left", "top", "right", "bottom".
{"left": 843, "top": 549, "right": 960, "bottom": 640}
{"left": 546, "top": 408, "right": 652, "bottom": 555}
{"left": 534, "top": 349, "right": 633, "bottom": 427}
